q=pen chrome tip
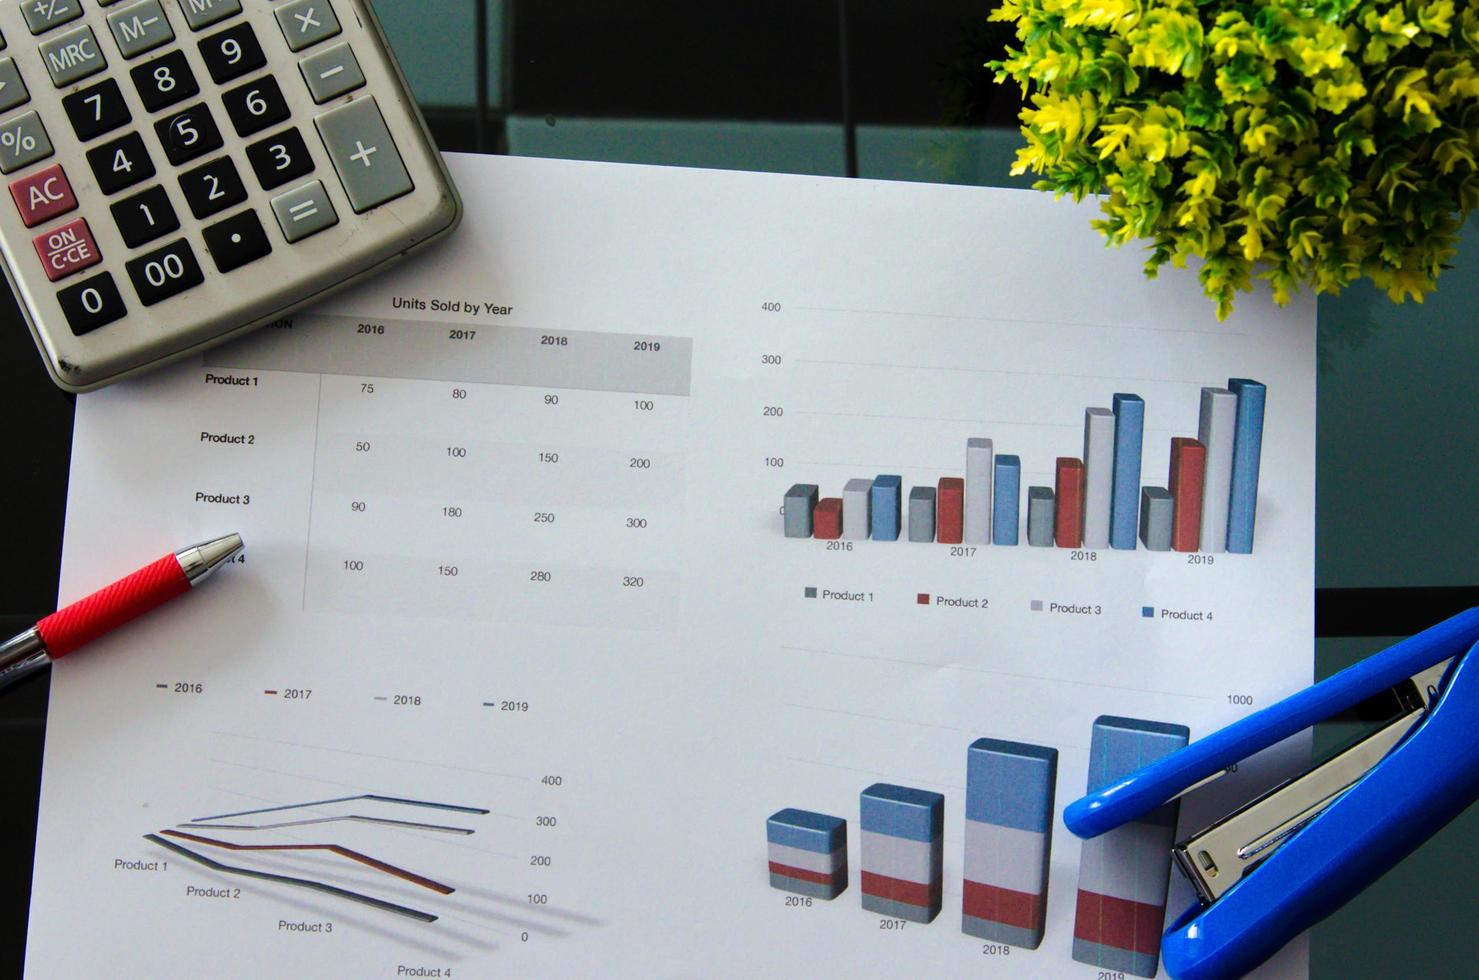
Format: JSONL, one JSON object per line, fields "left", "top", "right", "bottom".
{"left": 176, "top": 533, "right": 245, "bottom": 586}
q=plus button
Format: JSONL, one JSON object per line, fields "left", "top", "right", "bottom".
{"left": 349, "top": 141, "right": 378, "bottom": 168}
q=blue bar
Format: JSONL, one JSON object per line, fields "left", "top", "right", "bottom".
{"left": 860, "top": 783, "right": 944, "bottom": 841}
{"left": 870, "top": 475, "right": 902, "bottom": 540}
{"left": 1087, "top": 716, "right": 1190, "bottom": 827}
{"left": 1109, "top": 393, "right": 1144, "bottom": 550}
{"left": 965, "top": 738, "right": 1057, "bottom": 832}
{"left": 767, "top": 808, "right": 847, "bottom": 853}
{"left": 1226, "top": 378, "right": 1266, "bottom": 554}
{"left": 992, "top": 455, "right": 1020, "bottom": 545}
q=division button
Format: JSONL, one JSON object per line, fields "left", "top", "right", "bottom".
{"left": 9, "top": 162, "right": 77, "bottom": 227}
{"left": 270, "top": 179, "right": 338, "bottom": 242}
{"left": 62, "top": 78, "right": 132, "bottom": 141}
{"left": 202, "top": 208, "right": 271, "bottom": 272}
{"left": 107, "top": 0, "right": 175, "bottom": 59}
{"left": 86, "top": 131, "right": 155, "bottom": 194}
{"left": 130, "top": 49, "right": 198, "bottom": 112}
{"left": 39, "top": 25, "right": 107, "bottom": 88}
{"left": 0, "top": 57, "right": 30, "bottom": 115}
{"left": 299, "top": 42, "right": 364, "bottom": 103}
{"left": 125, "top": 237, "right": 204, "bottom": 305}
{"left": 0, "top": 111, "right": 54, "bottom": 174}
{"left": 22, "top": 0, "right": 84, "bottom": 35}
{"left": 245, "top": 127, "right": 314, "bottom": 190}
{"left": 110, "top": 183, "right": 179, "bottom": 247}
{"left": 58, "top": 271, "right": 128, "bottom": 336}
{"left": 32, "top": 216, "right": 102, "bottom": 282}
{"left": 155, "top": 102, "right": 223, "bottom": 165}
{"left": 197, "top": 21, "right": 264, "bottom": 84}
{"left": 178, "top": 154, "right": 246, "bottom": 218}
{"left": 315, "top": 98, "right": 413, "bottom": 213}
{"left": 275, "top": 0, "right": 341, "bottom": 52}
{"left": 176, "top": 0, "right": 241, "bottom": 32}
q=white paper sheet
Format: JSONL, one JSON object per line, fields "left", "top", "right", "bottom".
{"left": 27, "top": 154, "right": 1314, "bottom": 978}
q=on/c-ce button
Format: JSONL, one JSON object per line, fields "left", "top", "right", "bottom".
{"left": 32, "top": 216, "right": 102, "bottom": 282}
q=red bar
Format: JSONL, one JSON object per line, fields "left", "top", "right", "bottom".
{"left": 768, "top": 861, "right": 841, "bottom": 886}
{"left": 962, "top": 880, "right": 1044, "bottom": 931}
{"left": 813, "top": 497, "right": 842, "bottom": 539}
{"left": 1073, "top": 888, "right": 1166, "bottom": 956}
{"left": 1054, "top": 457, "right": 1085, "bottom": 547}
{"left": 1169, "top": 437, "right": 1206, "bottom": 552}
{"left": 936, "top": 478, "right": 964, "bottom": 543}
{"left": 861, "top": 871, "right": 940, "bottom": 908}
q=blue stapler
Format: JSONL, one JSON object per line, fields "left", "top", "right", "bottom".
{"left": 1063, "top": 607, "right": 1479, "bottom": 980}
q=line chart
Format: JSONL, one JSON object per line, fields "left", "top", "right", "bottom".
{"left": 179, "top": 815, "right": 476, "bottom": 835}
{"left": 191, "top": 794, "right": 491, "bottom": 822}
{"left": 159, "top": 830, "right": 456, "bottom": 895}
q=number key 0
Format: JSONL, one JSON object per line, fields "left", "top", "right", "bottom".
{"left": 199, "top": 22, "right": 266, "bottom": 85}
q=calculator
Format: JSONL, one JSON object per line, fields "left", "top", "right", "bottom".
{"left": 0, "top": 0, "right": 461, "bottom": 391}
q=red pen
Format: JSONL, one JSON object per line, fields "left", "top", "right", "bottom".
{"left": 0, "top": 533, "right": 243, "bottom": 692}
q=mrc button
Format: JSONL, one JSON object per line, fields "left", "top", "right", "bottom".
{"left": 32, "top": 216, "right": 102, "bottom": 282}
{"left": 10, "top": 163, "right": 77, "bottom": 227}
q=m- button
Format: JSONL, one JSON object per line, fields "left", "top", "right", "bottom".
{"left": 10, "top": 163, "right": 77, "bottom": 227}
{"left": 32, "top": 216, "right": 102, "bottom": 282}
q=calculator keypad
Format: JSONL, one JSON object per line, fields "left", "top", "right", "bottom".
{"left": 179, "top": 155, "right": 245, "bottom": 218}
{"left": 105, "top": 1, "right": 175, "bottom": 59}
{"left": 110, "top": 184, "right": 178, "bottom": 247}
{"left": 40, "top": 24, "right": 107, "bottom": 87}
{"left": 222, "top": 76, "right": 288, "bottom": 137}
{"left": 87, "top": 131, "right": 154, "bottom": 193}
{"left": 201, "top": 207, "right": 270, "bottom": 272}
{"left": 125, "top": 236, "right": 203, "bottom": 305}
{"left": 245, "top": 127, "right": 312, "bottom": 190}
{"left": 0, "top": 0, "right": 459, "bottom": 391}
{"left": 155, "top": 103, "right": 222, "bottom": 165}
{"left": 198, "top": 21, "right": 264, "bottom": 84}
{"left": 0, "top": 58, "right": 30, "bottom": 115}
{"left": 62, "top": 78, "right": 131, "bottom": 140}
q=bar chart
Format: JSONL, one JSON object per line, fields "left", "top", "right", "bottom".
{"left": 780, "top": 378, "right": 1267, "bottom": 555}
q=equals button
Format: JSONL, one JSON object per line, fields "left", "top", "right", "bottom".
{"left": 270, "top": 179, "right": 338, "bottom": 243}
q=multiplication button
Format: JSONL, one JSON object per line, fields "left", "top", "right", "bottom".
{"left": 0, "top": 58, "right": 30, "bottom": 114}
{"left": 270, "top": 179, "right": 337, "bottom": 242}
{"left": 275, "top": 0, "right": 341, "bottom": 52}
{"left": 315, "top": 98, "right": 413, "bottom": 212}
{"left": 58, "top": 272, "right": 127, "bottom": 336}
{"left": 0, "top": 112, "right": 54, "bottom": 174}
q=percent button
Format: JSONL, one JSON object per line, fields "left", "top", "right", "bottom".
{"left": 0, "top": 111, "right": 53, "bottom": 174}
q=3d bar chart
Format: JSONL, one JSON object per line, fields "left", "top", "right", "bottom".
{"left": 859, "top": 784, "right": 944, "bottom": 923}
{"left": 767, "top": 808, "right": 849, "bottom": 900}
{"left": 779, "top": 379, "right": 1268, "bottom": 554}
{"left": 1072, "top": 716, "right": 1190, "bottom": 978}
{"left": 962, "top": 739, "right": 1058, "bottom": 949}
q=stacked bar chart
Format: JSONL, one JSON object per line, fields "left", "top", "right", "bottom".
{"left": 859, "top": 784, "right": 945, "bottom": 923}
{"left": 766, "top": 809, "right": 849, "bottom": 900}
{"left": 962, "top": 739, "right": 1058, "bottom": 949}
{"left": 1072, "top": 717, "right": 1190, "bottom": 978}
{"left": 780, "top": 378, "right": 1267, "bottom": 553}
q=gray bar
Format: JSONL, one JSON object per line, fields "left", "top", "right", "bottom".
{"left": 908, "top": 486, "right": 936, "bottom": 542}
{"left": 1083, "top": 408, "right": 1115, "bottom": 549}
{"left": 964, "top": 437, "right": 993, "bottom": 544}
{"left": 1198, "top": 387, "right": 1238, "bottom": 553}
{"left": 1027, "top": 487, "right": 1056, "bottom": 547}
{"left": 206, "top": 314, "right": 694, "bottom": 396}
{"left": 842, "top": 479, "right": 872, "bottom": 541}
{"left": 962, "top": 914, "right": 1043, "bottom": 949}
{"left": 1140, "top": 487, "right": 1173, "bottom": 551}
{"left": 784, "top": 484, "right": 819, "bottom": 538}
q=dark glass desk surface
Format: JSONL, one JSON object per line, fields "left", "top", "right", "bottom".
{"left": 2, "top": 3, "right": 1475, "bottom": 976}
